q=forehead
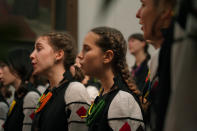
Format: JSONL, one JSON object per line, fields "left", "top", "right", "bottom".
{"left": 35, "top": 36, "right": 53, "bottom": 48}
{"left": 0, "top": 62, "right": 6, "bottom": 68}
{"left": 83, "top": 32, "right": 100, "bottom": 46}
{"left": 36, "top": 36, "right": 49, "bottom": 44}
{"left": 0, "top": 65, "right": 10, "bottom": 72}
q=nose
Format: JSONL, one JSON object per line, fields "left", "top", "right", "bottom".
{"left": 0, "top": 68, "right": 3, "bottom": 80}
{"left": 0, "top": 68, "right": 3, "bottom": 75}
{"left": 136, "top": 8, "right": 141, "bottom": 19}
{"left": 77, "top": 51, "right": 83, "bottom": 60}
{"left": 30, "top": 50, "right": 35, "bottom": 61}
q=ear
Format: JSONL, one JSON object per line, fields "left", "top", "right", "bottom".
{"left": 55, "top": 49, "right": 64, "bottom": 61}
{"left": 160, "top": 9, "right": 173, "bottom": 28}
{"left": 141, "top": 41, "right": 146, "bottom": 48}
{"left": 103, "top": 50, "right": 114, "bottom": 64}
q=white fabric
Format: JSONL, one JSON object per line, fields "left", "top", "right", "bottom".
{"left": 37, "top": 85, "right": 47, "bottom": 94}
{"left": 108, "top": 90, "right": 144, "bottom": 130}
{"left": 65, "top": 81, "right": 91, "bottom": 131}
{"left": 148, "top": 48, "right": 160, "bottom": 81}
{"left": 165, "top": 13, "right": 197, "bottom": 131}
{"left": 86, "top": 85, "right": 99, "bottom": 102}
{"left": 0, "top": 102, "right": 8, "bottom": 131}
{"left": 23, "top": 91, "right": 40, "bottom": 131}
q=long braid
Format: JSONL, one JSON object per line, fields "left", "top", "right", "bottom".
{"left": 117, "top": 59, "right": 141, "bottom": 96}
{"left": 91, "top": 27, "right": 141, "bottom": 96}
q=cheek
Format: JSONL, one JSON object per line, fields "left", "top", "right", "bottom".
{"left": 4, "top": 73, "right": 15, "bottom": 85}
{"left": 129, "top": 43, "right": 133, "bottom": 49}
{"left": 82, "top": 55, "right": 102, "bottom": 74}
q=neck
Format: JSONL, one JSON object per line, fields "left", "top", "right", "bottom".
{"left": 135, "top": 51, "right": 147, "bottom": 66}
{"left": 152, "top": 37, "right": 164, "bottom": 49}
{"left": 99, "top": 68, "right": 114, "bottom": 95}
{"left": 47, "top": 64, "right": 66, "bottom": 89}
{"left": 13, "top": 78, "right": 21, "bottom": 91}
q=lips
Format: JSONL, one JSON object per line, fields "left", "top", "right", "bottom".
{"left": 31, "top": 62, "right": 37, "bottom": 68}
{"left": 0, "top": 78, "right": 3, "bottom": 82}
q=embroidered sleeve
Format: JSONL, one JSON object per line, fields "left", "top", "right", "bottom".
{"left": 22, "top": 91, "right": 40, "bottom": 131}
{"left": 65, "top": 82, "right": 91, "bottom": 131}
{"left": 108, "top": 91, "right": 144, "bottom": 131}
{"left": 0, "top": 102, "right": 9, "bottom": 130}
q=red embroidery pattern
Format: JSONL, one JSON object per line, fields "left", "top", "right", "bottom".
{"left": 119, "top": 122, "right": 131, "bottom": 131}
{"left": 29, "top": 111, "right": 35, "bottom": 120}
{"left": 76, "top": 106, "right": 87, "bottom": 119}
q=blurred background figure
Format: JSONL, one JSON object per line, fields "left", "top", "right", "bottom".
{"left": 164, "top": 0, "right": 197, "bottom": 130}
{"left": 0, "top": 48, "right": 40, "bottom": 131}
{"left": 0, "top": 61, "right": 11, "bottom": 131}
{"left": 136, "top": 0, "right": 175, "bottom": 130}
{"left": 128, "top": 33, "right": 150, "bottom": 92}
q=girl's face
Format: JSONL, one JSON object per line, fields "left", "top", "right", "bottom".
{"left": 30, "top": 36, "right": 57, "bottom": 75}
{"left": 0, "top": 65, "right": 17, "bottom": 86}
{"left": 78, "top": 32, "right": 105, "bottom": 78}
{"left": 136, "top": 0, "right": 161, "bottom": 41}
{"left": 128, "top": 39, "right": 145, "bottom": 55}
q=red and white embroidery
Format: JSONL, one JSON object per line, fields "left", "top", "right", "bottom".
{"left": 76, "top": 106, "right": 87, "bottom": 119}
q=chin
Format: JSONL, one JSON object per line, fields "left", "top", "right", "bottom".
{"left": 32, "top": 69, "right": 41, "bottom": 75}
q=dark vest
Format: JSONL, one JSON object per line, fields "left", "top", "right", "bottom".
{"left": 88, "top": 88, "right": 119, "bottom": 131}
{"left": 32, "top": 71, "right": 74, "bottom": 131}
{"left": 88, "top": 76, "right": 143, "bottom": 131}
{"left": 32, "top": 81, "right": 70, "bottom": 131}
{"left": 4, "top": 84, "right": 40, "bottom": 131}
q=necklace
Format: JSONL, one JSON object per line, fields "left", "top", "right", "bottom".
{"left": 35, "top": 91, "right": 53, "bottom": 113}
{"left": 8, "top": 100, "right": 16, "bottom": 116}
{"left": 85, "top": 88, "right": 106, "bottom": 125}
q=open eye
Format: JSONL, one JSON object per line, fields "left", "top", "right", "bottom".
{"left": 83, "top": 44, "right": 91, "bottom": 52}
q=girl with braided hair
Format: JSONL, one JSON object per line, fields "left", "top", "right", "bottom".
{"left": 30, "top": 32, "right": 91, "bottom": 131}
{"left": 78, "top": 26, "right": 144, "bottom": 131}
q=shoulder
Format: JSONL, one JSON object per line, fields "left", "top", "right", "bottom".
{"left": 108, "top": 90, "right": 144, "bottom": 130}
{"left": 86, "top": 85, "right": 99, "bottom": 101}
{"left": 24, "top": 91, "right": 40, "bottom": 100}
{"left": 65, "top": 81, "right": 91, "bottom": 104}
{"left": 0, "top": 102, "right": 9, "bottom": 117}
{"left": 108, "top": 90, "right": 143, "bottom": 119}
{"left": 23, "top": 91, "right": 40, "bottom": 107}
{"left": 0, "top": 102, "right": 9, "bottom": 111}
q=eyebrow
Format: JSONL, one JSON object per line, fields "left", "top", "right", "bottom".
{"left": 83, "top": 43, "right": 89, "bottom": 47}
{"left": 35, "top": 42, "right": 42, "bottom": 48}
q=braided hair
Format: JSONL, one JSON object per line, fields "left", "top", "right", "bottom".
{"left": 91, "top": 27, "right": 141, "bottom": 96}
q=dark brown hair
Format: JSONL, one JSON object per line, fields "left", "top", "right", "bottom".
{"left": 128, "top": 33, "right": 150, "bottom": 59}
{"left": 40, "top": 32, "right": 77, "bottom": 69}
{"left": 91, "top": 27, "right": 141, "bottom": 96}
